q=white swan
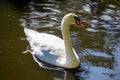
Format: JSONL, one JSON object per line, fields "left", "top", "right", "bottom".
{"left": 24, "top": 13, "right": 84, "bottom": 69}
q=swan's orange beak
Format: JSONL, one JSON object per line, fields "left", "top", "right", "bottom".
{"left": 74, "top": 16, "right": 85, "bottom": 27}
{"left": 76, "top": 20, "right": 85, "bottom": 27}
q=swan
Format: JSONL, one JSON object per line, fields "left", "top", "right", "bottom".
{"left": 24, "top": 13, "right": 84, "bottom": 69}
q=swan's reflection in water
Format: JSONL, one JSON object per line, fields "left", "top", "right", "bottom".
{"left": 41, "top": 67, "right": 79, "bottom": 80}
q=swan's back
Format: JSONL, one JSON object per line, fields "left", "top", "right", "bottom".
{"left": 24, "top": 28, "right": 66, "bottom": 66}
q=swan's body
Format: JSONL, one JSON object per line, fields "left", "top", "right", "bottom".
{"left": 24, "top": 13, "right": 84, "bottom": 69}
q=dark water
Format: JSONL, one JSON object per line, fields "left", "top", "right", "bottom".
{"left": 0, "top": 0, "right": 120, "bottom": 80}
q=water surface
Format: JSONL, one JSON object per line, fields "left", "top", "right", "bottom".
{"left": 0, "top": 0, "right": 120, "bottom": 80}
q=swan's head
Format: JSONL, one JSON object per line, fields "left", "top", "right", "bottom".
{"left": 61, "top": 13, "right": 84, "bottom": 28}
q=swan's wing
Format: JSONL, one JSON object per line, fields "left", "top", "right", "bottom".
{"left": 24, "top": 28, "right": 66, "bottom": 65}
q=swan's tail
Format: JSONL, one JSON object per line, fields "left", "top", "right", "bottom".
{"left": 24, "top": 28, "right": 39, "bottom": 38}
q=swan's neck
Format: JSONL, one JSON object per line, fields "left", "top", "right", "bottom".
{"left": 61, "top": 22, "right": 79, "bottom": 68}
{"left": 62, "top": 24, "right": 73, "bottom": 53}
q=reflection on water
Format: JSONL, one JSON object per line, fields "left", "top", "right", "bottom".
{"left": 0, "top": 0, "right": 120, "bottom": 80}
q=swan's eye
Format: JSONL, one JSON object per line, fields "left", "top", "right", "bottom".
{"left": 74, "top": 16, "right": 84, "bottom": 27}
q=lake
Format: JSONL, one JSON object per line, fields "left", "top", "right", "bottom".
{"left": 0, "top": 0, "right": 120, "bottom": 80}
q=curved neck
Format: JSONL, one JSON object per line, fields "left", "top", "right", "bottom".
{"left": 61, "top": 16, "right": 73, "bottom": 53}
{"left": 61, "top": 22, "right": 80, "bottom": 68}
{"left": 61, "top": 24, "right": 73, "bottom": 53}
{"left": 60, "top": 15, "right": 80, "bottom": 68}
{"left": 61, "top": 21, "right": 78, "bottom": 61}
